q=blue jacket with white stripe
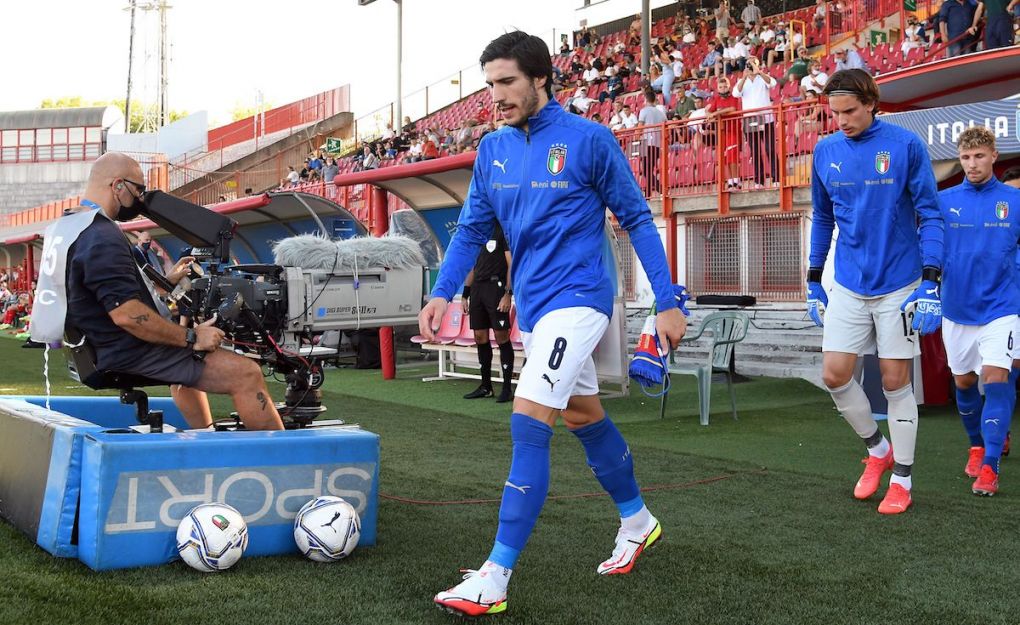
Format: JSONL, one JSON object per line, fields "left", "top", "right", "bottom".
{"left": 810, "top": 117, "right": 944, "bottom": 296}
{"left": 431, "top": 98, "right": 676, "bottom": 332}
{"left": 940, "top": 177, "right": 1020, "bottom": 325}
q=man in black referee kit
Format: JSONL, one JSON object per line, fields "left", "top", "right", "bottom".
{"left": 462, "top": 221, "right": 514, "bottom": 402}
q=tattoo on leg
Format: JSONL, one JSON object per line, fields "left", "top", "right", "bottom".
{"left": 129, "top": 313, "right": 149, "bottom": 325}
{"left": 256, "top": 391, "right": 267, "bottom": 411}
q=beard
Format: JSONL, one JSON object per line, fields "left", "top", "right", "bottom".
{"left": 509, "top": 83, "right": 541, "bottom": 128}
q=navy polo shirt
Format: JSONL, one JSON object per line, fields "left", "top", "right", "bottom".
{"left": 939, "top": 0, "right": 976, "bottom": 39}
{"left": 66, "top": 214, "right": 158, "bottom": 370}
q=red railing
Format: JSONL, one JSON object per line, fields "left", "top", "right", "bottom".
{"left": 207, "top": 86, "right": 349, "bottom": 152}
{"left": 0, "top": 155, "right": 169, "bottom": 231}
{"left": 611, "top": 101, "right": 836, "bottom": 209}
{"left": 168, "top": 86, "right": 351, "bottom": 191}
{"left": 0, "top": 126, "right": 104, "bottom": 164}
{"left": 820, "top": 0, "right": 903, "bottom": 53}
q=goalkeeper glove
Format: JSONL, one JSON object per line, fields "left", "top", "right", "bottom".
{"left": 806, "top": 281, "right": 827, "bottom": 327}
{"left": 900, "top": 279, "right": 941, "bottom": 335}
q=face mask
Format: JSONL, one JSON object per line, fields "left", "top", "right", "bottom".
{"left": 116, "top": 194, "right": 146, "bottom": 222}
{"left": 141, "top": 242, "right": 151, "bottom": 252}
{"left": 719, "top": 90, "right": 731, "bottom": 97}
{"left": 114, "top": 183, "right": 147, "bottom": 222}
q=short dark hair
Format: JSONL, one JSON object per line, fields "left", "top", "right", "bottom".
{"left": 480, "top": 31, "right": 554, "bottom": 97}
{"left": 823, "top": 69, "right": 881, "bottom": 115}
{"left": 1003, "top": 167, "right": 1020, "bottom": 184}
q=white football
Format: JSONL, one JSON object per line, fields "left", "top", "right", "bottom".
{"left": 294, "top": 496, "right": 361, "bottom": 562}
{"left": 176, "top": 503, "right": 249, "bottom": 572}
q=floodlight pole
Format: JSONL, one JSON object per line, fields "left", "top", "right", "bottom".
{"left": 125, "top": 0, "right": 137, "bottom": 132}
{"left": 641, "top": 0, "right": 651, "bottom": 78}
{"left": 395, "top": 0, "right": 402, "bottom": 135}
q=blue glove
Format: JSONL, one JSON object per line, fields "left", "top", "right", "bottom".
{"left": 900, "top": 280, "right": 942, "bottom": 335}
{"left": 806, "top": 282, "right": 827, "bottom": 327}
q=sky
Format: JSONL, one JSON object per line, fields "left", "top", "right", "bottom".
{"left": 0, "top": 0, "right": 583, "bottom": 129}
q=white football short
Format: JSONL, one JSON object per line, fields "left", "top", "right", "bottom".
{"left": 822, "top": 280, "right": 921, "bottom": 359}
{"left": 942, "top": 315, "right": 1019, "bottom": 376}
{"left": 516, "top": 307, "right": 609, "bottom": 410}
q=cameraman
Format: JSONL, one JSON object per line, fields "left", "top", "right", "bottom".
{"left": 62, "top": 153, "right": 283, "bottom": 430}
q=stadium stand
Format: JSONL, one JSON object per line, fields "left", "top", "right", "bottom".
{"left": 336, "top": 0, "right": 952, "bottom": 178}
{"left": 3, "top": 0, "right": 1016, "bottom": 310}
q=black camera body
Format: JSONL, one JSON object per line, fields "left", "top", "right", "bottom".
{"left": 138, "top": 192, "right": 424, "bottom": 424}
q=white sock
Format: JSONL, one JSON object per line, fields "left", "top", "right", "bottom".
{"left": 889, "top": 473, "right": 912, "bottom": 491}
{"left": 884, "top": 384, "right": 918, "bottom": 466}
{"left": 481, "top": 560, "right": 512, "bottom": 591}
{"left": 869, "top": 437, "right": 891, "bottom": 458}
{"left": 828, "top": 379, "right": 878, "bottom": 439}
{"left": 621, "top": 505, "right": 652, "bottom": 534}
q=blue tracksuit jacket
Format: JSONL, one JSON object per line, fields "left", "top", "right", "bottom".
{"left": 432, "top": 99, "right": 676, "bottom": 332}
{"left": 940, "top": 177, "right": 1020, "bottom": 325}
{"left": 810, "top": 117, "right": 944, "bottom": 296}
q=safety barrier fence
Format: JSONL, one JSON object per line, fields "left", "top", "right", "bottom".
{"left": 167, "top": 86, "right": 350, "bottom": 191}
{"left": 1, "top": 101, "right": 835, "bottom": 233}
{"left": 614, "top": 100, "right": 836, "bottom": 207}
{"left": 0, "top": 154, "right": 169, "bottom": 232}
{"left": 818, "top": 0, "right": 903, "bottom": 52}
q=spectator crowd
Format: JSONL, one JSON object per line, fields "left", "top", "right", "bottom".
{"left": 312, "top": 1, "right": 1019, "bottom": 189}
{"left": 0, "top": 270, "right": 33, "bottom": 338}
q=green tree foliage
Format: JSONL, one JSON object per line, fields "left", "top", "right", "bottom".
{"left": 230, "top": 101, "right": 274, "bottom": 122}
{"left": 39, "top": 97, "right": 189, "bottom": 132}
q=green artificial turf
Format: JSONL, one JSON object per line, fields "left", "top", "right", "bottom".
{"left": 1, "top": 338, "right": 1018, "bottom": 625}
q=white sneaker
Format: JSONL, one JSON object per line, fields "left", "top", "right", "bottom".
{"left": 434, "top": 562, "right": 509, "bottom": 616}
{"left": 597, "top": 515, "right": 662, "bottom": 575}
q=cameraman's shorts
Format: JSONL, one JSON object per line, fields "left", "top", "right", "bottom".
{"left": 114, "top": 344, "right": 206, "bottom": 387}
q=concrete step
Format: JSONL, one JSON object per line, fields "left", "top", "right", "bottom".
{"left": 626, "top": 304, "right": 825, "bottom": 388}
{"left": 0, "top": 181, "right": 83, "bottom": 214}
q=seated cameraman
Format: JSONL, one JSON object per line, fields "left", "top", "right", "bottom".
{"left": 65, "top": 153, "right": 283, "bottom": 430}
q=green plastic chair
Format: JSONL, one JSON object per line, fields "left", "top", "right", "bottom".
{"left": 659, "top": 310, "right": 750, "bottom": 425}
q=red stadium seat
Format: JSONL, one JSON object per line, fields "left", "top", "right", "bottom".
{"left": 453, "top": 312, "right": 480, "bottom": 346}
{"left": 410, "top": 302, "right": 465, "bottom": 345}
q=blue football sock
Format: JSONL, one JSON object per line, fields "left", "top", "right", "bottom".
{"left": 1009, "top": 367, "right": 1020, "bottom": 414}
{"left": 981, "top": 382, "right": 1014, "bottom": 473}
{"left": 489, "top": 413, "right": 552, "bottom": 569}
{"left": 571, "top": 415, "right": 644, "bottom": 519}
{"left": 956, "top": 384, "right": 984, "bottom": 447}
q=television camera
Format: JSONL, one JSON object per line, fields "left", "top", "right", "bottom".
{"left": 137, "top": 192, "right": 426, "bottom": 426}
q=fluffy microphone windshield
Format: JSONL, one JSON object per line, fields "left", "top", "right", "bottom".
{"left": 272, "top": 234, "right": 426, "bottom": 271}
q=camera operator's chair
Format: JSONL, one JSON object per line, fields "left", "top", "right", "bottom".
{"left": 64, "top": 326, "right": 167, "bottom": 433}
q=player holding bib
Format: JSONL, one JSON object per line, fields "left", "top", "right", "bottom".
{"left": 418, "top": 31, "right": 686, "bottom": 616}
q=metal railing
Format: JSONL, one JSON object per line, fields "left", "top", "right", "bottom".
{"left": 168, "top": 86, "right": 350, "bottom": 190}
{"left": 0, "top": 154, "right": 169, "bottom": 230}
{"left": 612, "top": 100, "right": 836, "bottom": 204}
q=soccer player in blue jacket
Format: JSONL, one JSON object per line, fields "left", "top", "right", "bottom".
{"left": 418, "top": 31, "right": 687, "bottom": 617}
{"left": 941, "top": 128, "right": 1020, "bottom": 496}
{"left": 807, "top": 69, "right": 944, "bottom": 515}
{"left": 1006, "top": 167, "right": 1020, "bottom": 460}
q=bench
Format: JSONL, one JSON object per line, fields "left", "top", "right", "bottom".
{"left": 411, "top": 298, "right": 526, "bottom": 383}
